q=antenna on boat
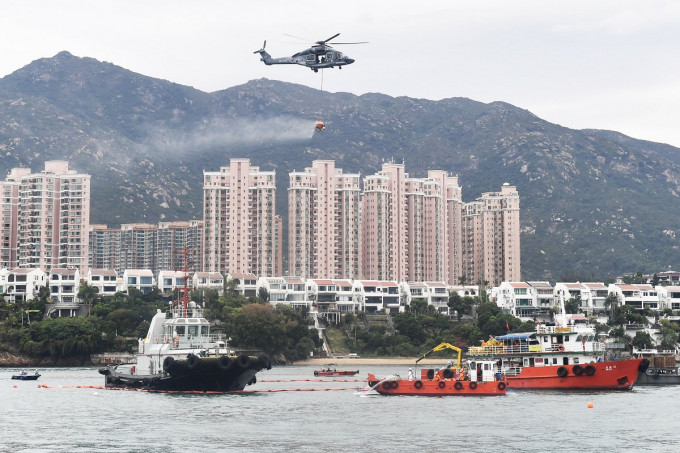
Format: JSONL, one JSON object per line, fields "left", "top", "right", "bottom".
{"left": 558, "top": 290, "right": 568, "bottom": 327}
{"left": 176, "top": 247, "right": 194, "bottom": 316}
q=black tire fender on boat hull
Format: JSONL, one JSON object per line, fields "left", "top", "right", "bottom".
{"left": 638, "top": 359, "right": 650, "bottom": 373}
{"left": 217, "top": 356, "right": 234, "bottom": 372}
{"left": 238, "top": 354, "right": 251, "bottom": 369}
{"left": 557, "top": 366, "right": 568, "bottom": 377}
{"left": 163, "top": 356, "right": 175, "bottom": 372}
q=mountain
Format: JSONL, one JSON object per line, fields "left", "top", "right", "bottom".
{"left": 1, "top": 51, "right": 679, "bottom": 281}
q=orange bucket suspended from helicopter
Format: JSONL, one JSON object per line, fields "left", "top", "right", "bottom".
{"left": 315, "top": 121, "right": 325, "bottom": 131}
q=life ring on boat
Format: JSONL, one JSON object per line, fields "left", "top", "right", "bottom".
{"left": 557, "top": 366, "right": 568, "bottom": 377}
{"left": 638, "top": 359, "right": 650, "bottom": 373}
{"left": 163, "top": 356, "right": 175, "bottom": 372}
{"left": 584, "top": 364, "right": 596, "bottom": 376}
{"left": 438, "top": 381, "right": 446, "bottom": 389}
{"left": 237, "top": 354, "right": 251, "bottom": 369}
{"left": 572, "top": 365, "right": 584, "bottom": 376}
{"left": 469, "top": 381, "right": 477, "bottom": 390}
{"left": 454, "top": 381, "right": 463, "bottom": 390}
{"left": 557, "top": 345, "right": 565, "bottom": 352}
{"left": 217, "top": 356, "right": 233, "bottom": 372}
{"left": 443, "top": 368, "right": 454, "bottom": 379}
{"left": 187, "top": 354, "right": 200, "bottom": 370}
{"left": 498, "top": 382, "right": 506, "bottom": 390}
{"left": 414, "top": 380, "right": 423, "bottom": 389}
{"left": 426, "top": 369, "right": 435, "bottom": 380}
{"left": 173, "top": 336, "right": 180, "bottom": 347}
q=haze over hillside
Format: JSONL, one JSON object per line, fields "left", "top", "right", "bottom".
{"left": 1, "top": 51, "right": 679, "bottom": 281}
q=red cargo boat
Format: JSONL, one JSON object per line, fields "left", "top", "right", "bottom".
{"left": 314, "top": 364, "right": 359, "bottom": 377}
{"left": 468, "top": 327, "right": 649, "bottom": 390}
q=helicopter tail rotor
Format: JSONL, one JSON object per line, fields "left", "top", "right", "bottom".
{"left": 253, "top": 40, "right": 267, "bottom": 54}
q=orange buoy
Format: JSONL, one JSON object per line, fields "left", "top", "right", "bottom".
{"left": 587, "top": 401, "right": 594, "bottom": 409}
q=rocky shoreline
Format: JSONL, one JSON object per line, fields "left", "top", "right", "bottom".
{"left": 0, "top": 351, "right": 93, "bottom": 367}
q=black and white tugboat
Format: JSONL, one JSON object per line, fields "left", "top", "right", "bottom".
{"left": 99, "top": 265, "right": 270, "bottom": 392}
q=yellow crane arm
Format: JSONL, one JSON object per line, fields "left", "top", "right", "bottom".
{"left": 415, "top": 342, "right": 462, "bottom": 368}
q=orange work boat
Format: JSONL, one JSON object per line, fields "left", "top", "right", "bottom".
{"left": 368, "top": 362, "right": 507, "bottom": 396}
{"left": 367, "top": 342, "right": 507, "bottom": 396}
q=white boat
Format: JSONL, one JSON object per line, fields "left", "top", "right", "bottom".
{"left": 99, "top": 270, "right": 270, "bottom": 392}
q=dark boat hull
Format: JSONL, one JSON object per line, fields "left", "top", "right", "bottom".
{"left": 99, "top": 355, "right": 270, "bottom": 392}
{"left": 636, "top": 368, "right": 680, "bottom": 385}
{"left": 12, "top": 375, "right": 40, "bottom": 381}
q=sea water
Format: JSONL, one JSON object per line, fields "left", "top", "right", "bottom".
{"left": 2, "top": 365, "right": 679, "bottom": 452}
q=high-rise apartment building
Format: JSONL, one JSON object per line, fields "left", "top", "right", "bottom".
{"left": 0, "top": 168, "right": 30, "bottom": 269}
{"left": 89, "top": 221, "right": 203, "bottom": 274}
{"left": 1, "top": 162, "right": 90, "bottom": 274}
{"left": 288, "top": 160, "right": 361, "bottom": 279}
{"left": 203, "top": 158, "right": 277, "bottom": 276}
{"left": 461, "top": 183, "right": 520, "bottom": 287}
{"left": 362, "top": 163, "right": 463, "bottom": 284}
{"left": 362, "top": 163, "right": 408, "bottom": 281}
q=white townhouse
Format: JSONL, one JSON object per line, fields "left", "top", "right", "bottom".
{"left": 226, "top": 272, "right": 258, "bottom": 298}
{"left": 0, "top": 267, "right": 9, "bottom": 295}
{"left": 353, "top": 280, "right": 400, "bottom": 313}
{"left": 157, "top": 270, "right": 190, "bottom": 294}
{"left": 284, "top": 277, "right": 309, "bottom": 308}
{"left": 305, "top": 279, "right": 358, "bottom": 322}
{"left": 582, "top": 282, "right": 609, "bottom": 313}
{"left": 48, "top": 268, "right": 80, "bottom": 304}
{"left": 493, "top": 281, "right": 539, "bottom": 319}
{"left": 657, "top": 286, "right": 680, "bottom": 311}
{"left": 258, "top": 276, "right": 288, "bottom": 305}
{"left": 122, "top": 269, "right": 156, "bottom": 294}
{"left": 192, "top": 272, "right": 223, "bottom": 293}
{"left": 553, "top": 283, "right": 595, "bottom": 314}
{"left": 4, "top": 268, "right": 47, "bottom": 303}
{"left": 607, "top": 284, "right": 660, "bottom": 310}
{"left": 88, "top": 269, "right": 122, "bottom": 296}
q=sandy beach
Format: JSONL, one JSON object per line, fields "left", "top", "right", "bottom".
{"left": 293, "top": 357, "right": 450, "bottom": 366}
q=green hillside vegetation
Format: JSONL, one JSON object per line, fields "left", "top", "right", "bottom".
{"left": 1, "top": 287, "right": 678, "bottom": 364}
{"left": 2, "top": 52, "right": 680, "bottom": 279}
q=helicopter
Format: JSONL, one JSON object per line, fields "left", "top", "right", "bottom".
{"left": 254, "top": 33, "right": 366, "bottom": 72}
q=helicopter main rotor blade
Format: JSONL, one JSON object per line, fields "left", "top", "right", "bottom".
{"left": 319, "top": 33, "right": 341, "bottom": 44}
{"left": 328, "top": 41, "right": 369, "bottom": 45}
{"left": 284, "top": 33, "right": 312, "bottom": 42}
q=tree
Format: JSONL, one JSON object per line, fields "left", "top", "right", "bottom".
{"left": 632, "top": 331, "right": 654, "bottom": 350}
{"left": 409, "top": 299, "right": 428, "bottom": 315}
{"left": 658, "top": 319, "right": 680, "bottom": 351}
{"left": 564, "top": 296, "right": 582, "bottom": 314}
{"left": 258, "top": 287, "right": 270, "bottom": 304}
{"left": 78, "top": 281, "right": 97, "bottom": 308}
{"left": 448, "top": 291, "right": 474, "bottom": 321}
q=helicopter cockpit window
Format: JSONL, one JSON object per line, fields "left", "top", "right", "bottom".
{"left": 337, "top": 52, "right": 343, "bottom": 59}
{"left": 326, "top": 53, "right": 334, "bottom": 60}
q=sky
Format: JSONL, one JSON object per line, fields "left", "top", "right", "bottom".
{"left": 1, "top": 0, "right": 679, "bottom": 147}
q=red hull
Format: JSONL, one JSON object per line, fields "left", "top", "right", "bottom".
{"left": 507, "top": 358, "right": 644, "bottom": 390}
{"left": 371, "top": 378, "right": 506, "bottom": 396}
